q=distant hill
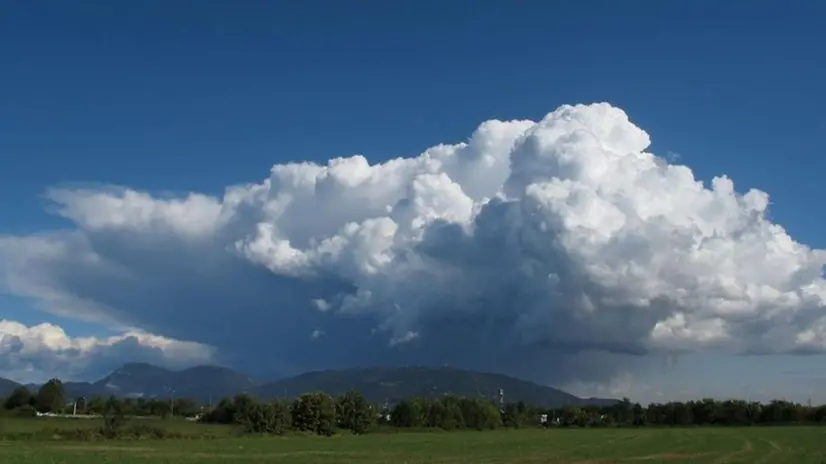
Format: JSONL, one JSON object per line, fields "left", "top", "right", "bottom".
{"left": 0, "top": 377, "right": 21, "bottom": 397}
{"left": 22, "top": 363, "right": 262, "bottom": 403}
{"left": 253, "top": 366, "right": 618, "bottom": 409}
{"left": 10, "top": 364, "right": 617, "bottom": 408}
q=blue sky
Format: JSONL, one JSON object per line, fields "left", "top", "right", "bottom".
{"left": 2, "top": 0, "right": 826, "bottom": 402}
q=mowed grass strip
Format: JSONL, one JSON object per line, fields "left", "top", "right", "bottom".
{"left": 0, "top": 416, "right": 236, "bottom": 438}
{"left": 1, "top": 427, "right": 826, "bottom": 463}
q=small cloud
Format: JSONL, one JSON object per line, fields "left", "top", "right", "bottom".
{"left": 312, "top": 299, "right": 331, "bottom": 312}
{"left": 389, "top": 331, "right": 419, "bottom": 346}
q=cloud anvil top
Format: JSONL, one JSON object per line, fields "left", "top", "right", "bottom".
{"left": 1, "top": 103, "right": 825, "bottom": 388}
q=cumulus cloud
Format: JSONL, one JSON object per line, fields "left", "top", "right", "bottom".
{"left": 1, "top": 102, "right": 824, "bottom": 386}
{"left": 0, "top": 320, "right": 215, "bottom": 383}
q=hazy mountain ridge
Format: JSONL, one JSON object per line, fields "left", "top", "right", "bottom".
{"left": 4, "top": 363, "right": 261, "bottom": 402}
{"left": 253, "top": 365, "right": 618, "bottom": 408}
{"left": 0, "top": 377, "right": 21, "bottom": 397}
{"left": 1, "top": 364, "right": 617, "bottom": 408}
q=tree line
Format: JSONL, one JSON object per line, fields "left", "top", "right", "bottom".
{"left": 198, "top": 391, "right": 507, "bottom": 435}
{"left": 2, "top": 379, "right": 199, "bottom": 418}
{"left": 198, "top": 394, "right": 826, "bottom": 434}
{"left": 4, "top": 378, "right": 826, "bottom": 436}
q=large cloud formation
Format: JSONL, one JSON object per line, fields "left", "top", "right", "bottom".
{"left": 1, "top": 103, "right": 824, "bottom": 386}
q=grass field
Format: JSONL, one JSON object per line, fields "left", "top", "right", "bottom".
{"left": 1, "top": 419, "right": 825, "bottom": 463}
{"left": 0, "top": 416, "right": 235, "bottom": 438}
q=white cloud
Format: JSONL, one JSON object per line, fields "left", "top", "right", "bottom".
{"left": 0, "top": 319, "right": 215, "bottom": 383}
{"left": 0, "top": 102, "right": 824, "bottom": 385}
{"left": 562, "top": 372, "right": 642, "bottom": 401}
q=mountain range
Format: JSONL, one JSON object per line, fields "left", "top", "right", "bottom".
{"left": 0, "top": 377, "right": 20, "bottom": 398}
{"left": 0, "top": 363, "right": 617, "bottom": 409}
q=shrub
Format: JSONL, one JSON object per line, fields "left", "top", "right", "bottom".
{"left": 13, "top": 405, "right": 37, "bottom": 418}
{"left": 238, "top": 401, "right": 291, "bottom": 435}
{"left": 336, "top": 390, "right": 375, "bottom": 434}
{"left": 292, "top": 392, "right": 336, "bottom": 436}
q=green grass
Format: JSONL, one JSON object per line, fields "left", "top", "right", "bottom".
{"left": 0, "top": 416, "right": 235, "bottom": 438}
{"left": 1, "top": 419, "right": 825, "bottom": 463}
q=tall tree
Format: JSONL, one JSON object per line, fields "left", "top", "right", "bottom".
{"left": 291, "top": 392, "right": 336, "bottom": 436}
{"left": 35, "top": 378, "right": 65, "bottom": 413}
{"left": 390, "top": 399, "right": 423, "bottom": 428}
{"left": 102, "top": 396, "right": 127, "bottom": 437}
{"left": 4, "top": 386, "right": 33, "bottom": 410}
{"left": 336, "top": 390, "right": 374, "bottom": 434}
{"left": 232, "top": 393, "right": 256, "bottom": 421}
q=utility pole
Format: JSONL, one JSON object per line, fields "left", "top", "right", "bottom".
{"left": 170, "top": 389, "right": 175, "bottom": 417}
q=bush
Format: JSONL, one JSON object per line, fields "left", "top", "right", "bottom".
{"left": 13, "top": 405, "right": 37, "bottom": 418}
{"left": 4, "top": 387, "right": 33, "bottom": 410}
{"left": 238, "top": 401, "right": 291, "bottom": 435}
{"left": 292, "top": 392, "right": 336, "bottom": 436}
{"left": 121, "top": 424, "right": 179, "bottom": 439}
{"left": 101, "top": 397, "right": 127, "bottom": 438}
{"left": 391, "top": 399, "right": 424, "bottom": 428}
{"left": 336, "top": 390, "right": 375, "bottom": 434}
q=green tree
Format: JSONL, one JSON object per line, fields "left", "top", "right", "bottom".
{"left": 458, "top": 398, "right": 502, "bottom": 430}
{"left": 503, "top": 402, "right": 533, "bottom": 428}
{"left": 201, "top": 397, "right": 236, "bottom": 424}
{"left": 87, "top": 396, "right": 106, "bottom": 415}
{"left": 439, "top": 396, "right": 464, "bottom": 430}
{"left": 421, "top": 396, "right": 463, "bottom": 430}
{"left": 390, "top": 399, "right": 423, "bottom": 427}
{"left": 673, "top": 402, "right": 694, "bottom": 425}
{"left": 232, "top": 393, "right": 256, "bottom": 421}
{"left": 239, "top": 400, "right": 291, "bottom": 434}
{"left": 4, "top": 386, "right": 33, "bottom": 410}
{"left": 101, "top": 396, "right": 127, "bottom": 438}
{"left": 425, "top": 398, "right": 447, "bottom": 428}
{"left": 35, "top": 378, "right": 65, "bottom": 413}
{"left": 336, "top": 390, "right": 374, "bottom": 434}
{"left": 291, "top": 392, "right": 336, "bottom": 436}
{"left": 169, "top": 398, "right": 197, "bottom": 417}
{"left": 561, "top": 406, "right": 588, "bottom": 427}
